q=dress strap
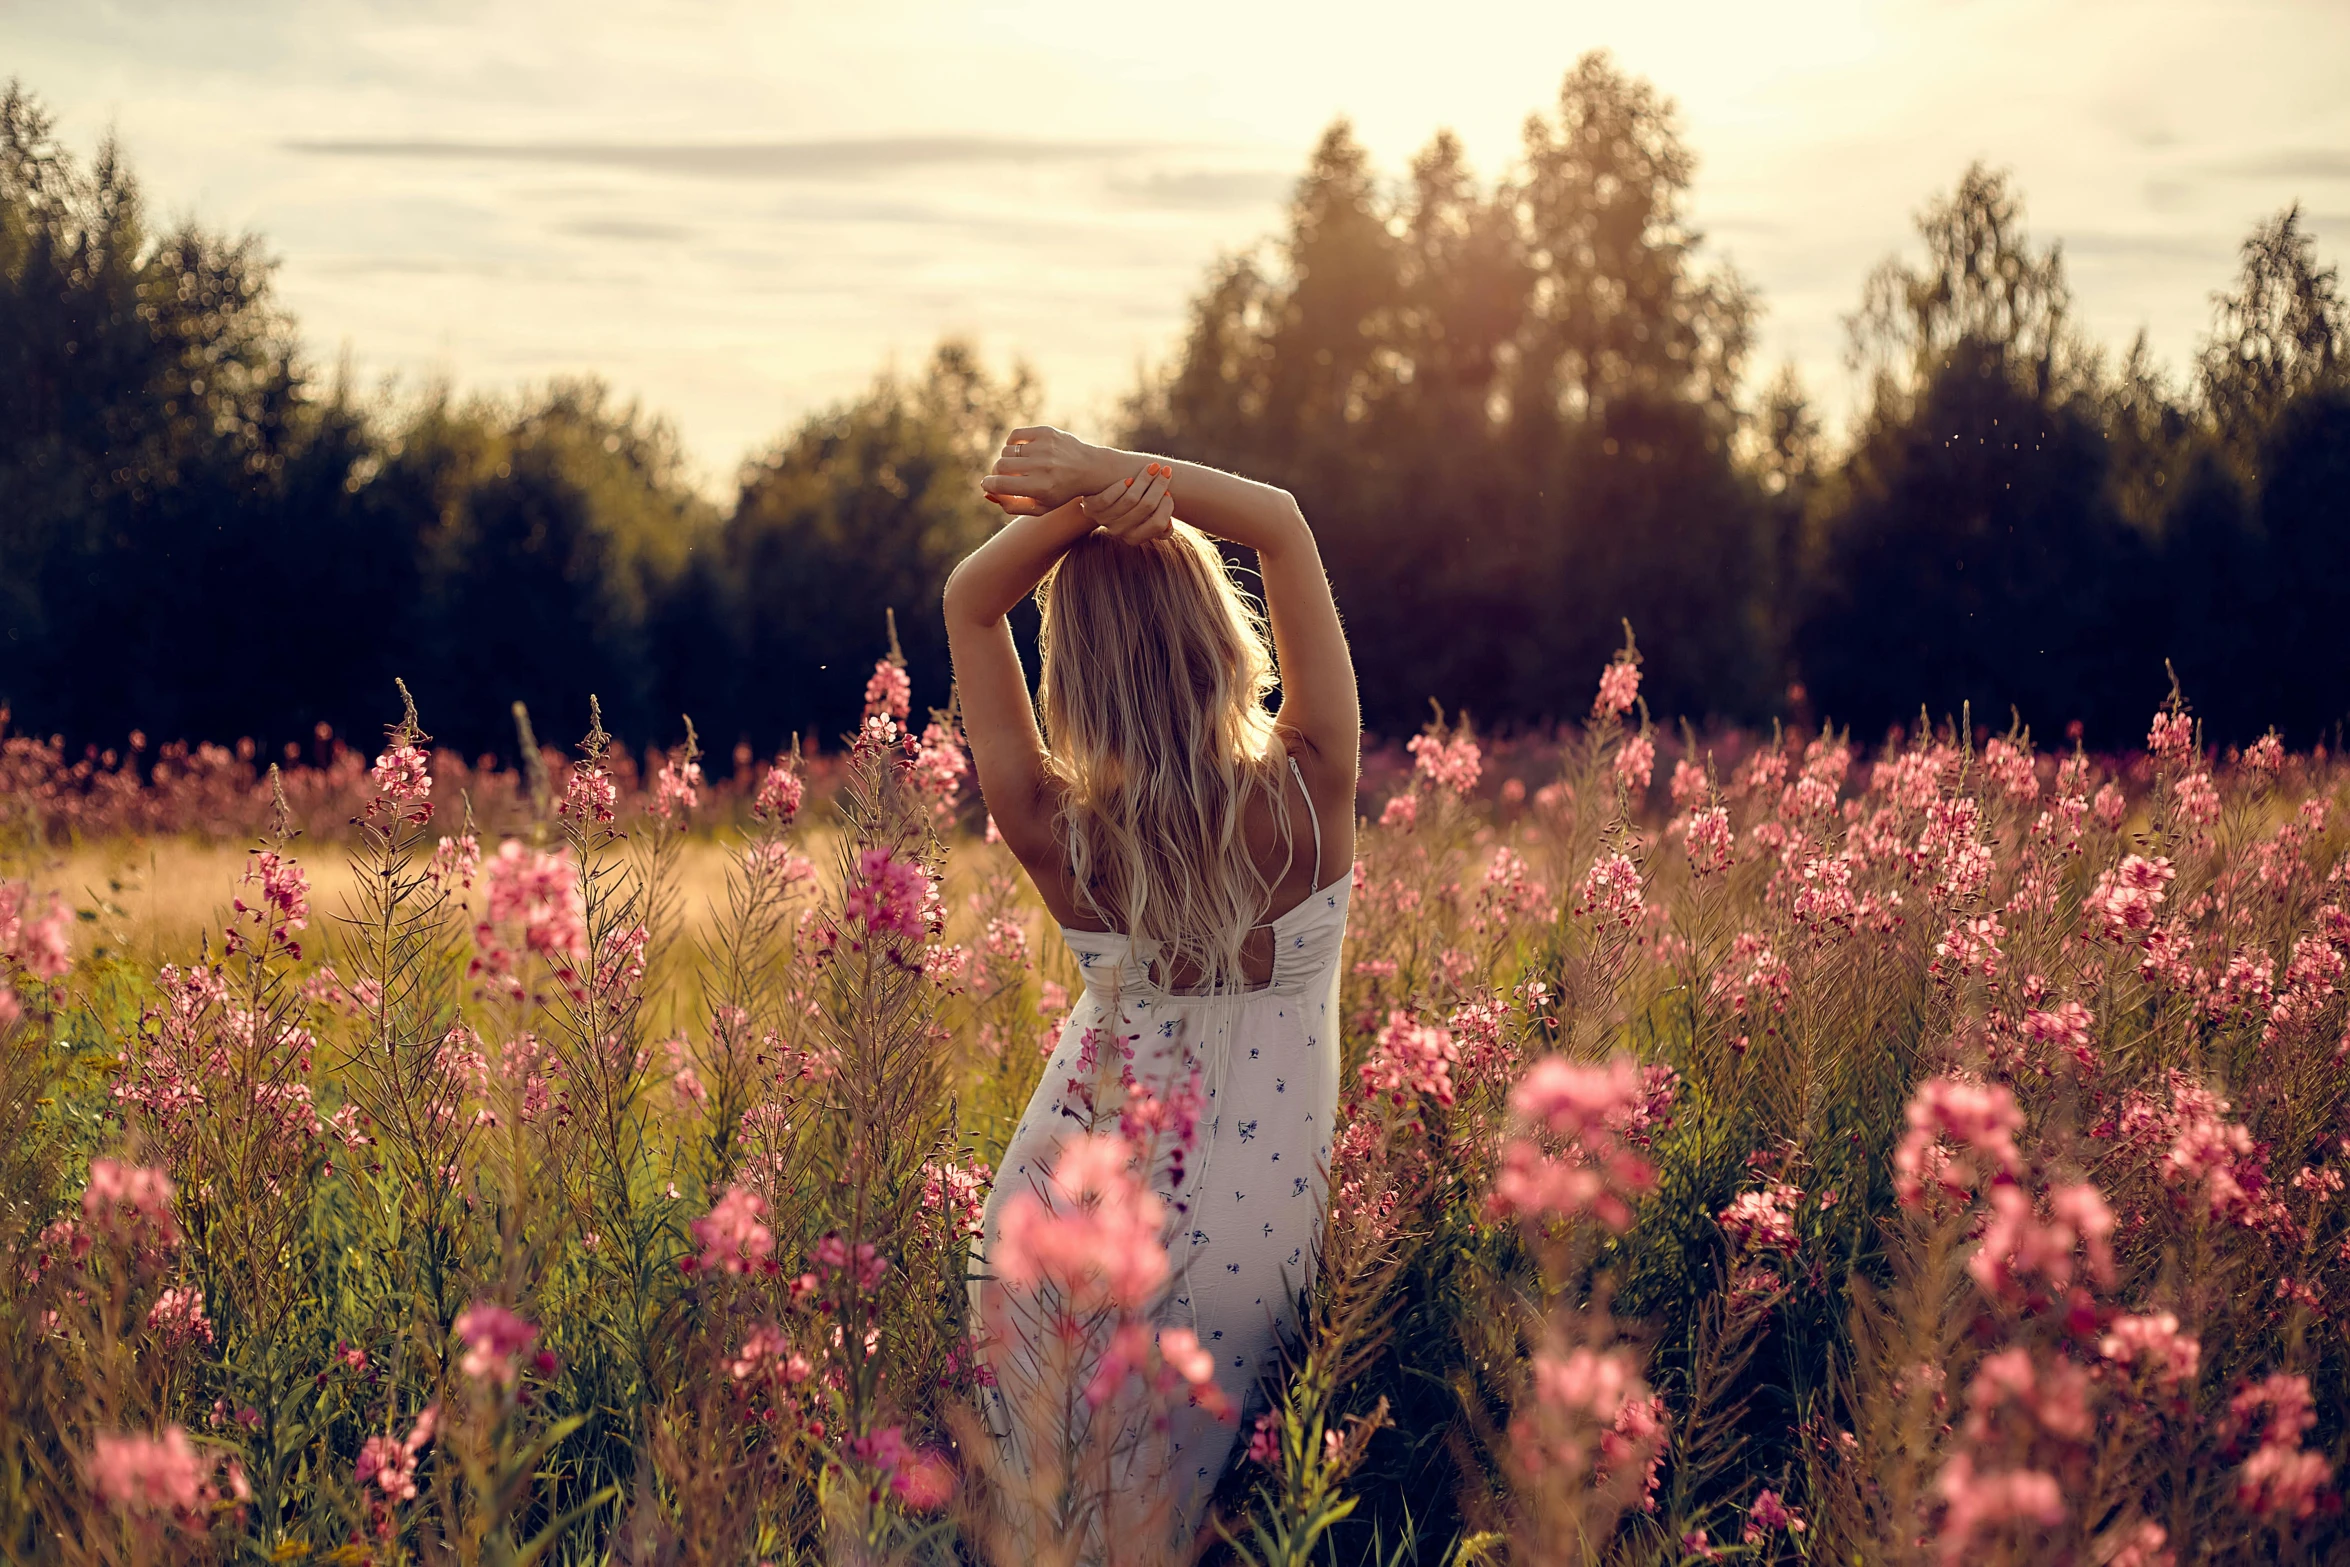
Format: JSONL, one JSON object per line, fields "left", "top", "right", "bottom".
{"left": 1288, "top": 753, "right": 1321, "bottom": 889}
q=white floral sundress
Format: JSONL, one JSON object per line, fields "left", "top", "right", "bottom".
{"left": 971, "top": 756, "right": 1350, "bottom": 1546}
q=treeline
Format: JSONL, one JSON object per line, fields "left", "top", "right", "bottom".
{"left": 3, "top": 60, "right": 2346, "bottom": 764}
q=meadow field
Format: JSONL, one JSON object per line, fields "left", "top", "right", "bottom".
{"left": 3, "top": 642, "right": 2347, "bottom": 1567}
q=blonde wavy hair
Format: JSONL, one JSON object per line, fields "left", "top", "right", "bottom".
{"left": 1036, "top": 522, "right": 1296, "bottom": 993}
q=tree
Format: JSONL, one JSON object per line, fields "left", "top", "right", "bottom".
{"left": 1124, "top": 52, "right": 1774, "bottom": 734}
{"left": 721, "top": 342, "right": 1037, "bottom": 749}
{"left": 1846, "top": 163, "right": 2083, "bottom": 417}
{"left": 2198, "top": 205, "right": 2347, "bottom": 469}
{"left": 2251, "top": 387, "right": 2350, "bottom": 744}
{"left": 1806, "top": 170, "right": 2158, "bottom": 742}
{"left": 1800, "top": 342, "right": 2158, "bottom": 743}
{"left": 392, "top": 379, "right": 721, "bottom": 756}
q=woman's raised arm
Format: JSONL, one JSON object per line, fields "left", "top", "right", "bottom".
{"left": 941, "top": 497, "right": 1094, "bottom": 864}
{"left": 980, "top": 429, "right": 1360, "bottom": 806}
{"left": 943, "top": 452, "right": 1178, "bottom": 864}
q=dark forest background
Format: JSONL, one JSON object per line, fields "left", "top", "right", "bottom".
{"left": 3, "top": 55, "right": 2346, "bottom": 765}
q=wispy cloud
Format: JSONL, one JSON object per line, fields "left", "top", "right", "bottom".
{"left": 2210, "top": 150, "right": 2350, "bottom": 183}
{"left": 284, "top": 134, "right": 1174, "bottom": 180}
{"left": 1105, "top": 168, "right": 1295, "bottom": 210}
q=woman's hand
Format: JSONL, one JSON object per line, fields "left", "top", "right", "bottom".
{"left": 1080, "top": 462, "right": 1175, "bottom": 544}
{"left": 977, "top": 426, "right": 1122, "bottom": 516}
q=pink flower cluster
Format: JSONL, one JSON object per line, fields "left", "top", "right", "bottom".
{"left": 863, "top": 659, "right": 912, "bottom": 723}
{"left": 558, "top": 760, "right": 617, "bottom": 824}
{"left": 89, "top": 1426, "right": 246, "bottom": 1524}
{"left": 1893, "top": 1076, "right": 2022, "bottom": 1209}
{"left": 2147, "top": 709, "right": 2195, "bottom": 761}
{"left": 651, "top": 756, "right": 702, "bottom": 824}
{"left": 2117, "top": 1074, "right": 2279, "bottom": 1228}
{"left": 1718, "top": 1182, "right": 1802, "bottom": 1251}
{"left": 1490, "top": 1056, "right": 1661, "bottom": 1232}
{"left": 1744, "top": 1487, "right": 1807, "bottom": 1546}
{"left": 1966, "top": 1182, "right": 2115, "bottom": 1303}
{"left": 1361, "top": 1011, "right": 1461, "bottom": 1109}
{"left": 1593, "top": 658, "right": 1641, "bottom": 719}
{"left": 227, "top": 848, "right": 310, "bottom": 957}
{"left": 453, "top": 1301, "right": 539, "bottom": 1389}
{"left": 843, "top": 846, "right": 933, "bottom": 944}
{"left": 730, "top": 1322, "right": 814, "bottom": 1385}
{"left": 355, "top": 1406, "right": 438, "bottom": 1505}
{"left": 82, "top": 1159, "right": 181, "bottom": 1253}
{"left": 470, "top": 841, "right": 588, "bottom": 999}
{"left": 922, "top": 1159, "right": 992, "bottom": 1240}
{"left": 846, "top": 1424, "right": 955, "bottom": 1510}
{"left": 992, "top": 1135, "right": 1168, "bottom": 1310}
{"left": 0, "top": 883, "right": 74, "bottom": 981}
{"left": 2084, "top": 855, "right": 2176, "bottom": 941}
{"left": 1573, "top": 853, "right": 1644, "bottom": 928}
{"left": 688, "top": 1185, "right": 777, "bottom": 1275}
{"left": 2226, "top": 1374, "right": 2332, "bottom": 1520}
{"left": 2098, "top": 1311, "right": 2200, "bottom": 1387}
{"left": 146, "top": 1287, "right": 215, "bottom": 1349}
{"left": 1614, "top": 732, "right": 1656, "bottom": 793}
{"left": 427, "top": 832, "right": 481, "bottom": 893}
{"left": 1682, "top": 806, "right": 1733, "bottom": 875}
{"left": 1516, "top": 1343, "right": 1665, "bottom": 1503}
{"left": 1407, "top": 730, "right": 1483, "bottom": 797}
{"left": 913, "top": 722, "right": 970, "bottom": 815}
{"left": 368, "top": 742, "right": 434, "bottom": 824}
{"left": 752, "top": 760, "right": 805, "bottom": 826}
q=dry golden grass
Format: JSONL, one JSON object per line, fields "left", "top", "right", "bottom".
{"left": 38, "top": 831, "right": 841, "bottom": 972}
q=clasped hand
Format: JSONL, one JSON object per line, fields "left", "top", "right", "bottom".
{"left": 978, "top": 425, "right": 1175, "bottom": 545}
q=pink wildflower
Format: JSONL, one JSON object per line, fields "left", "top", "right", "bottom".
{"left": 453, "top": 1302, "right": 538, "bottom": 1388}
{"left": 2084, "top": 855, "right": 2175, "bottom": 941}
{"left": 558, "top": 761, "right": 617, "bottom": 824}
{"left": 991, "top": 1135, "right": 1168, "bottom": 1310}
{"left": 16, "top": 891, "right": 72, "bottom": 980}
{"left": 1893, "top": 1077, "right": 2022, "bottom": 1208}
{"left": 1683, "top": 807, "right": 1733, "bottom": 875}
{"left": 1670, "top": 757, "right": 1708, "bottom": 811}
{"left": 146, "top": 1287, "right": 214, "bottom": 1349}
{"left": 2099, "top": 1312, "right": 2200, "bottom": 1386}
{"left": 2228, "top": 1374, "right": 2332, "bottom": 1520}
{"left": 427, "top": 833, "right": 481, "bottom": 893}
{"left": 2147, "top": 710, "right": 2194, "bottom": 761}
{"left": 1615, "top": 733, "right": 1656, "bottom": 793}
{"left": 1718, "top": 1182, "right": 1802, "bottom": 1251}
{"left": 368, "top": 743, "right": 434, "bottom": 823}
{"left": 688, "top": 1186, "right": 777, "bottom": 1275}
{"left": 1594, "top": 659, "right": 1641, "bottom": 719}
{"left": 651, "top": 757, "right": 702, "bottom": 824}
{"left": 1407, "top": 731, "right": 1482, "bottom": 797}
{"left": 82, "top": 1159, "right": 181, "bottom": 1252}
{"left": 1574, "top": 854, "right": 1644, "bottom": 927}
{"left": 752, "top": 760, "right": 805, "bottom": 825}
{"left": 864, "top": 659, "right": 912, "bottom": 722}
{"left": 1744, "top": 1488, "right": 1805, "bottom": 1544}
{"left": 1490, "top": 1056, "right": 1660, "bottom": 1231}
{"left": 88, "top": 1427, "right": 219, "bottom": 1521}
{"left": 1967, "top": 1182, "right": 2115, "bottom": 1302}
{"left": 1361, "top": 1011, "right": 1461, "bottom": 1109}
{"left": 1933, "top": 1454, "right": 2064, "bottom": 1562}
{"left": 355, "top": 1406, "right": 437, "bottom": 1503}
{"left": 843, "top": 846, "right": 933, "bottom": 943}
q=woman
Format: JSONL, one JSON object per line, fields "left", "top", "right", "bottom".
{"left": 943, "top": 426, "right": 1358, "bottom": 1550}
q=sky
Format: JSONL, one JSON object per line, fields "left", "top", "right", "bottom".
{"left": 9, "top": 0, "right": 2348, "bottom": 493}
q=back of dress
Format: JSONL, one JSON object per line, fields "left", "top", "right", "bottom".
{"left": 970, "top": 754, "right": 1350, "bottom": 1549}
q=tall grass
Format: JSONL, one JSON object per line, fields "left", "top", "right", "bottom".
{"left": 2, "top": 640, "right": 2344, "bottom": 1566}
